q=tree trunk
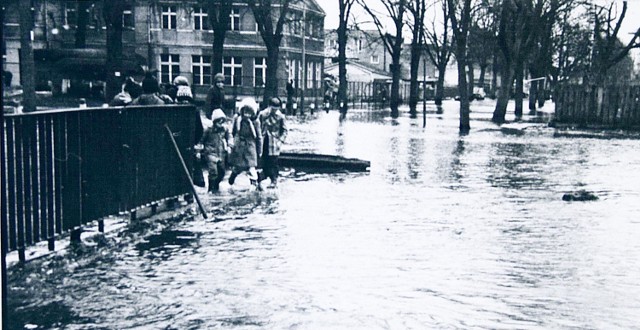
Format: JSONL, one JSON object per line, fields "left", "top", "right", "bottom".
{"left": 104, "top": 1, "right": 125, "bottom": 102}
{"left": 491, "top": 52, "right": 499, "bottom": 96}
{"left": 478, "top": 63, "right": 487, "bottom": 91}
{"left": 514, "top": 59, "right": 524, "bottom": 119}
{"left": 208, "top": 1, "right": 232, "bottom": 77}
{"left": 212, "top": 29, "right": 225, "bottom": 75}
{"left": 457, "top": 56, "right": 470, "bottom": 131}
{"left": 528, "top": 79, "right": 538, "bottom": 113}
{"left": 264, "top": 44, "right": 280, "bottom": 102}
{"left": 492, "top": 63, "right": 514, "bottom": 124}
{"left": 338, "top": 18, "right": 348, "bottom": 117}
{"left": 390, "top": 59, "right": 401, "bottom": 118}
{"left": 18, "top": 0, "right": 36, "bottom": 112}
{"left": 75, "top": 0, "right": 90, "bottom": 48}
{"left": 435, "top": 63, "right": 446, "bottom": 105}
{"left": 537, "top": 79, "right": 546, "bottom": 108}
{"left": 409, "top": 42, "right": 421, "bottom": 117}
{"left": 467, "top": 62, "right": 474, "bottom": 99}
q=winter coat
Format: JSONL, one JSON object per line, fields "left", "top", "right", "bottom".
{"left": 200, "top": 124, "right": 230, "bottom": 163}
{"left": 205, "top": 86, "right": 225, "bottom": 118}
{"left": 229, "top": 115, "right": 262, "bottom": 168}
{"left": 109, "top": 91, "right": 132, "bottom": 106}
{"left": 130, "top": 93, "right": 166, "bottom": 105}
{"left": 258, "top": 109, "right": 287, "bottom": 156}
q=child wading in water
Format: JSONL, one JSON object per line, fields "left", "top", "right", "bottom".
{"left": 199, "top": 109, "right": 230, "bottom": 193}
{"left": 228, "top": 98, "right": 263, "bottom": 191}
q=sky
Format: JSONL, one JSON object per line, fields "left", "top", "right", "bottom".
{"left": 318, "top": 0, "right": 640, "bottom": 43}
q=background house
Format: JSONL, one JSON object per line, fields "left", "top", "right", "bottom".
{"left": 2, "top": 0, "right": 325, "bottom": 102}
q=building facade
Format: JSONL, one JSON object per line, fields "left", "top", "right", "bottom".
{"left": 2, "top": 0, "right": 325, "bottom": 101}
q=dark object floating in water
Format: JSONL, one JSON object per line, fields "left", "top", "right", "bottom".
{"left": 562, "top": 190, "right": 599, "bottom": 201}
{"left": 279, "top": 152, "right": 370, "bottom": 172}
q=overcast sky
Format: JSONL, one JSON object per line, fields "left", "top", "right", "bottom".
{"left": 318, "top": 1, "right": 640, "bottom": 43}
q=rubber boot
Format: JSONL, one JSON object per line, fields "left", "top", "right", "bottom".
{"left": 208, "top": 178, "right": 219, "bottom": 193}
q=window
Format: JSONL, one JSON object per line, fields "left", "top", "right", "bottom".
{"left": 287, "top": 59, "right": 295, "bottom": 82}
{"left": 315, "top": 62, "right": 321, "bottom": 89}
{"left": 162, "top": 6, "right": 177, "bottom": 30}
{"left": 358, "top": 39, "right": 363, "bottom": 52}
{"left": 64, "top": 3, "right": 77, "bottom": 27}
{"left": 229, "top": 8, "right": 240, "bottom": 31}
{"left": 160, "top": 54, "right": 180, "bottom": 84}
{"left": 290, "top": 13, "right": 301, "bottom": 35}
{"left": 192, "top": 55, "right": 211, "bottom": 85}
{"left": 307, "top": 62, "right": 313, "bottom": 88}
{"left": 254, "top": 58, "right": 266, "bottom": 87}
{"left": 371, "top": 55, "right": 379, "bottom": 64}
{"left": 123, "top": 6, "right": 134, "bottom": 29}
{"left": 297, "top": 60, "right": 302, "bottom": 86}
{"left": 193, "top": 7, "right": 209, "bottom": 31}
{"left": 223, "top": 57, "right": 242, "bottom": 86}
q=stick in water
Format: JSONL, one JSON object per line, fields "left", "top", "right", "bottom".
{"left": 165, "top": 124, "right": 208, "bottom": 218}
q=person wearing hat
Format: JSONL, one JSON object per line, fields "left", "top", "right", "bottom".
{"left": 206, "top": 73, "right": 226, "bottom": 119}
{"left": 257, "top": 97, "right": 287, "bottom": 188}
{"left": 198, "top": 108, "right": 230, "bottom": 193}
{"left": 172, "top": 76, "right": 194, "bottom": 104}
{"left": 228, "top": 98, "right": 263, "bottom": 190}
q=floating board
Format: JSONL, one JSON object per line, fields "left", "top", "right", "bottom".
{"left": 278, "top": 152, "right": 370, "bottom": 172}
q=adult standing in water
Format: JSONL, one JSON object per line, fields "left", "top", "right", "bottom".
{"left": 258, "top": 97, "right": 287, "bottom": 188}
{"left": 206, "top": 73, "right": 226, "bottom": 119}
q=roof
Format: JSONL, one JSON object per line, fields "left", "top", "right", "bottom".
{"left": 325, "top": 60, "right": 392, "bottom": 82}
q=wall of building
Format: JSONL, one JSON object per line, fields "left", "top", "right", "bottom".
{"left": 3, "top": 0, "right": 325, "bottom": 101}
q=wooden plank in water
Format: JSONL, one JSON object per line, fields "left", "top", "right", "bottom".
{"left": 278, "top": 152, "right": 370, "bottom": 172}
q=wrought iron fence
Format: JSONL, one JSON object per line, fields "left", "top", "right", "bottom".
{"left": 1, "top": 104, "right": 198, "bottom": 261}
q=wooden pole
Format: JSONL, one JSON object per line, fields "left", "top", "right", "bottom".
{"left": 164, "top": 125, "right": 208, "bottom": 219}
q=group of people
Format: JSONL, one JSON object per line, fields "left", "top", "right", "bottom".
{"left": 199, "top": 95, "right": 287, "bottom": 193}
{"left": 109, "top": 72, "right": 287, "bottom": 193}
{"left": 109, "top": 72, "right": 194, "bottom": 107}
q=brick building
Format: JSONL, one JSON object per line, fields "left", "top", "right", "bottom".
{"left": 2, "top": 0, "right": 325, "bottom": 102}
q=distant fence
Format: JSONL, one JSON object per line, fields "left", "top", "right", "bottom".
{"left": 554, "top": 84, "right": 640, "bottom": 128}
{"left": 2, "top": 105, "right": 197, "bottom": 261}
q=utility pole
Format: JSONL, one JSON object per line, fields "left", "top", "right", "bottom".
{"left": 300, "top": 4, "right": 306, "bottom": 115}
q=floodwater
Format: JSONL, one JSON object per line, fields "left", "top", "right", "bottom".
{"left": 6, "top": 100, "right": 640, "bottom": 329}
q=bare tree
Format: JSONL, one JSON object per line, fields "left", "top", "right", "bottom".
{"left": 447, "top": 0, "right": 472, "bottom": 132}
{"left": 407, "top": 0, "right": 427, "bottom": 117}
{"left": 467, "top": 0, "right": 498, "bottom": 98}
{"left": 202, "top": 0, "right": 233, "bottom": 75}
{"left": 18, "top": 0, "right": 36, "bottom": 112}
{"left": 424, "top": 0, "right": 452, "bottom": 106}
{"left": 358, "top": 0, "right": 407, "bottom": 118}
{"left": 491, "top": 0, "right": 544, "bottom": 124}
{"left": 75, "top": 0, "right": 94, "bottom": 48}
{"left": 337, "top": 0, "right": 357, "bottom": 118}
{"left": 588, "top": 1, "right": 640, "bottom": 85}
{"left": 103, "top": 0, "right": 127, "bottom": 101}
{"left": 248, "top": 0, "right": 296, "bottom": 102}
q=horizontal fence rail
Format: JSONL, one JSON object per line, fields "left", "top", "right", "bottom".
{"left": 554, "top": 84, "right": 640, "bottom": 128}
{"left": 2, "top": 104, "right": 198, "bottom": 260}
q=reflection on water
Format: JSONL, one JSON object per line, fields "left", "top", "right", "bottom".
{"left": 7, "top": 102, "right": 640, "bottom": 329}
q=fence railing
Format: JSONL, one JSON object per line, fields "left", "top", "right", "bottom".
{"left": 554, "top": 84, "right": 640, "bottom": 128}
{"left": 2, "top": 104, "right": 198, "bottom": 261}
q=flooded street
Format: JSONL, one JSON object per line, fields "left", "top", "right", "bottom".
{"left": 6, "top": 100, "right": 640, "bottom": 329}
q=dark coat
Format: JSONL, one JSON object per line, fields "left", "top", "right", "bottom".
{"left": 130, "top": 93, "right": 166, "bottom": 105}
{"left": 205, "top": 86, "right": 225, "bottom": 118}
